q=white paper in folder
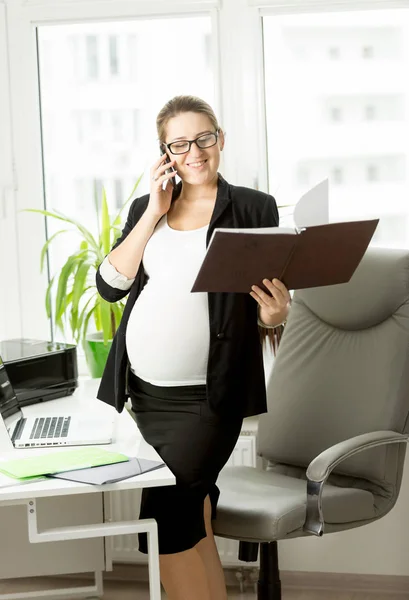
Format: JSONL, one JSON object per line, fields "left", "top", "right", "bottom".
{"left": 293, "top": 179, "right": 329, "bottom": 229}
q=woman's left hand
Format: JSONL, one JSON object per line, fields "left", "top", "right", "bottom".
{"left": 250, "top": 278, "right": 291, "bottom": 327}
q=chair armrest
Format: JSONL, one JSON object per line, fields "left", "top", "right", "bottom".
{"left": 304, "top": 430, "right": 408, "bottom": 537}
{"left": 307, "top": 430, "right": 408, "bottom": 482}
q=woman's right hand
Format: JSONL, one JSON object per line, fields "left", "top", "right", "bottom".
{"left": 147, "top": 155, "right": 177, "bottom": 219}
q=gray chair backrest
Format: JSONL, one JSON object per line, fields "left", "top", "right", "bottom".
{"left": 258, "top": 248, "right": 409, "bottom": 488}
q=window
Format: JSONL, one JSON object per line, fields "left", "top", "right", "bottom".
{"left": 36, "top": 16, "right": 214, "bottom": 346}
{"left": 109, "top": 35, "right": 119, "bottom": 75}
{"left": 263, "top": 8, "right": 409, "bottom": 247}
{"left": 94, "top": 177, "right": 103, "bottom": 196}
{"left": 362, "top": 45, "right": 374, "bottom": 59}
{"left": 365, "top": 104, "right": 376, "bottom": 121}
{"left": 74, "top": 179, "right": 86, "bottom": 211}
{"left": 127, "top": 34, "right": 140, "bottom": 82}
{"left": 204, "top": 33, "right": 212, "bottom": 70}
{"left": 114, "top": 179, "right": 123, "bottom": 210}
{"left": 74, "top": 110, "right": 103, "bottom": 144}
{"left": 297, "top": 165, "right": 309, "bottom": 186}
{"left": 133, "top": 109, "right": 141, "bottom": 143}
{"left": 332, "top": 167, "right": 343, "bottom": 185}
{"left": 7, "top": 1, "right": 409, "bottom": 352}
{"left": 367, "top": 164, "right": 379, "bottom": 182}
{"left": 0, "top": 4, "right": 21, "bottom": 340}
{"left": 372, "top": 214, "right": 407, "bottom": 245}
{"left": 85, "top": 35, "right": 99, "bottom": 79}
{"left": 330, "top": 106, "right": 342, "bottom": 122}
{"left": 328, "top": 46, "right": 340, "bottom": 59}
{"left": 110, "top": 110, "right": 124, "bottom": 142}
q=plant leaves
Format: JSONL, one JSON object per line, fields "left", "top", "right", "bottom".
{"left": 76, "top": 292, "right": 98, "bottom": 343}
{"left": 45, "top": 276, "right": 55, "bottom": 319}
{"left": 100, "top": 298, "right": 112, "bottom": 344}
{"left": 71, "top": 260, "right": 93, "bottom": 334}
{"left": 111, "top": 227, "right": 122, "bottom": 245}
{"left": 40, "top": 229, "right": 70, "bottom": 273}
{"left": 24, "top": 208, "right": 100, "bottom": 254}
{"left": 111, "top": 302, "right": 123, "bottom": 333}
{"left": 83, "top": 305, "right": 97, "bottom": 342}
{"left": 54, "top": 254, "right": 84, "bottom": 331}
{"left": 25, "top": 177, "right": 137, "bottom": 345}
{"left": 94, "top": 297, "right": 102, "bottom": 331}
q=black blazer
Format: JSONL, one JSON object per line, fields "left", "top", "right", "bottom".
{"left": 96, "top": 174, "right": 279, "bottom": 418}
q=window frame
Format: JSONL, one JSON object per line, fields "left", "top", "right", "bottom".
{"left": 0, "top": 2, "right": 22, "bottom": 341}
{"left": 5, "top": 0, "right": 229, "bottom": 345}
{"left": 3, "top": 0, "right": 409, "bottom": 345}
{"left": 249, "top": 0, "right": 409, "bottom": 12}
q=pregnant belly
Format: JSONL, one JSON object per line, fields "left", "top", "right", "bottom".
{"left": 125, "top": 289, "right": 210, "bottom": 384}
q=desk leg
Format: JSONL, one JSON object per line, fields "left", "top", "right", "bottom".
{"left": 146, "top": 519, "right": 161, "bottom": 600}
{"left": 0, "top": 499, "right": 162, "bottom": 600}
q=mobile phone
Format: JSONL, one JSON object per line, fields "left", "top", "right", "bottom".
{"left": 160, "top": 146, "right": 177, "bottom": 189}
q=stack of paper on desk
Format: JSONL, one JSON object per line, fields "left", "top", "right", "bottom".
{"left": 0, "top": 472, "right": 46, "bottom": 489}
{"left": 48, "top": 457, "right": 165, "bottom": 485}
{"left": 0, "top": 447, "right": 129, "bottom": 479}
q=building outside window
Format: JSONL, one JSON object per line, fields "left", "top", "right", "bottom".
{"left": 328, "top": 46, "right": 340, "bottom": 59}
{"left": 367, "top": 164, "right": 379, "bottom": 182}
{"left": 109, "top": 35, "right": 119, "bottom": 75}
{"left": 330, "top": 106, "right": 343, "bottom": 122}
{"left": 263, "top": 9, "right": 409, "bottom": 247}
{"left": 364, "top": 104, "right": 376, "bottom": 121}
{"left": 362, "top": 45, "right": 374, "bottom": 59}
{"left": 332, "top": 166, "right": 344, "bottom": 185}
{"left": 85, "top": 35, "right": 99, "bottom": 79}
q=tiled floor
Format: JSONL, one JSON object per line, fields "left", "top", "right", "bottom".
{"left": 0, "top": 577, "right": 407, "bottom": 599}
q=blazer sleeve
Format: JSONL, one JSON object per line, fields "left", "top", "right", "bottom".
{"left": 96, "top": 198, "right": 141, "bottom": 303}
{"left": 260, "top": 194, "right": 279, "bottom": 228}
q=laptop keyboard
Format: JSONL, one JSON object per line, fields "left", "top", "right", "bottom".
{"left": 30, "top": 416, "right": 71, "bottom": 440}
{"left": 11, "top": 416, "right": 72, "bottom": 444}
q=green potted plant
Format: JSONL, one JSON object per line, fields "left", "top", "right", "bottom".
{"left": 25, "top": 176, "right": 142, "bottom": 377}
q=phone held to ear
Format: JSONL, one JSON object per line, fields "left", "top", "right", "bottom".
{"left": 160, "top": 147, "right": 177, "bottom": 189}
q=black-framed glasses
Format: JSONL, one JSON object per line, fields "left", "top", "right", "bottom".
{"left": 163, "top": 131, "right": 219, "bottom": 155}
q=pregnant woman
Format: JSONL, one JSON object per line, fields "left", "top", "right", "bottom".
{"left": 96, "top": 94, "right": 290, "bottom": 600}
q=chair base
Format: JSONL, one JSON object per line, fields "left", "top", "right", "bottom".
{"left": 239, "top": 541, "right": 282, "bottom": 600}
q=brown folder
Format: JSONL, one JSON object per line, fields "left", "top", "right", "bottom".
{"left": 191, "top": 219, "right": 379, "bottom": 293}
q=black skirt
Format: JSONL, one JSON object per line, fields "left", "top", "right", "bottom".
{"left": 128, "top": 371, "right": 243, "bottom": 555}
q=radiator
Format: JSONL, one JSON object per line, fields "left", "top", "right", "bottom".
{"left": 106, "top": 435, "right": 258, "bottom": 567}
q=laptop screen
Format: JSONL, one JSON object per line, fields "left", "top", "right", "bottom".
{"left": 0, "top": 354, "right": 22, "bottom": 434}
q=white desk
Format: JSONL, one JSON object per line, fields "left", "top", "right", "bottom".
{"left": 0, "top": 379, "right": 176, "bottom": 600}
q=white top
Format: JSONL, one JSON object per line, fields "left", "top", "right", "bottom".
{"left": 99, "top": 215, "right": 210, "bottom": 386}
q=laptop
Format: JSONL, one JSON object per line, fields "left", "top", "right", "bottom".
{"left": 0, "top": 354, "right": 114, "bottom": 448}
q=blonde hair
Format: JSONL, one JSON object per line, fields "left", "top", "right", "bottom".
{"left": 156, "top": 95, "right": 220, "bottom": 144}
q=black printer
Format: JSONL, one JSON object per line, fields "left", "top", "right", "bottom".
{"left": 0, "top": 338, "right": 78, "bottom": 407}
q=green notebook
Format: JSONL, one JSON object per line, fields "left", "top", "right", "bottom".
{"left": 0, "top": 447, "right": 129, "bottom": 480}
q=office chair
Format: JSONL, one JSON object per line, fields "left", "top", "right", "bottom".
{"left": 213, "top": 247, "right": 409, "bottom": 599}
